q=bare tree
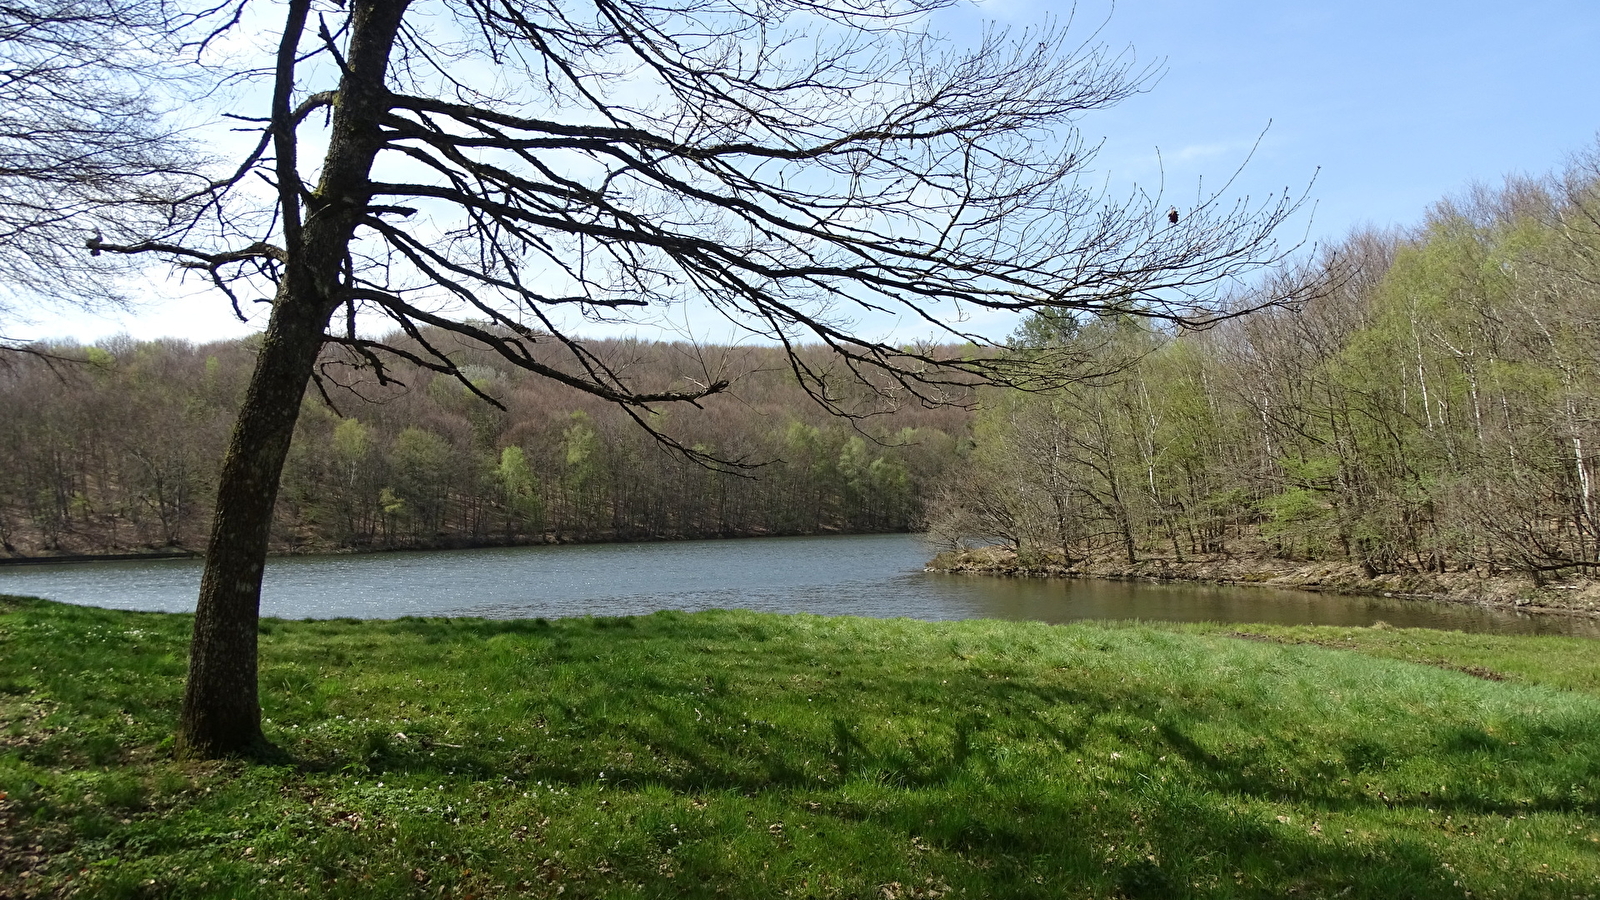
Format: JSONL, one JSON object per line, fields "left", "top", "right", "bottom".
{"left": 88, "top": 0, "right": 1308, "bottom": 757}
{"left": 0, "top": 0, "right": 204, "bottom": 346}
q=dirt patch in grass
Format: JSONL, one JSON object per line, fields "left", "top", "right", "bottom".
{"left": 1222, "top": 631, "right": 1509, "bottom": 681}
{"left": 0, "top": 795, "right": 55, "bottom": 900}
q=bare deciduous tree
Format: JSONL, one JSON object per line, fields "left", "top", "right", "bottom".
{"left": 0, "top": 0, "right": 203, "bottom": 346}
{"left": 87, "top": 0, "right": 1307, "bottom": 757}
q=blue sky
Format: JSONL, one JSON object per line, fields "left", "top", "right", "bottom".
{"left": 15, "top": 0, "right": 1600, "bottom": 344}
{"left": 975, "top": 0, "right": 1600, "bottom": 245}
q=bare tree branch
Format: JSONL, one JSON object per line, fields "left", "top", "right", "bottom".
{"left": 0, "top": 0, "right": 212, "bottom": 339}
{"left": 64, "top": 0, "right": 1311, "bottom": 757}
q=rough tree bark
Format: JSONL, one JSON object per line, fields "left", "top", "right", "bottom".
{"left": 176, "top": 0, "right": 411, "bottom": 756}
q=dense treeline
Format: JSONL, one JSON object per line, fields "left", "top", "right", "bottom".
{"left": 0, "top": 337, "right": 969, "bottom": 555}
{"left": 930, "top": 146, "right": 1600, "bottom": 582}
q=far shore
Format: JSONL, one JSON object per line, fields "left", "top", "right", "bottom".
{"left": 0, "top": 527, "right": 910, "bottom": 567}
{"left": 927, "top": 545, "right": 1600, "bottom": 620}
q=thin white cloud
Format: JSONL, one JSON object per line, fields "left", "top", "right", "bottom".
{"left": 964, "top": 0, "right": 1035, "bottom": 18}
{"left": 1172, "top": 142, "right": 1237, "bottom": 163}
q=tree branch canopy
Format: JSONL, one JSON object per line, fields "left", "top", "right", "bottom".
{"left": 101, "top": 0, "right": 1307, "bottom": 414}
{"left": 0, "top": 0, "right": 208, "bottom": 338}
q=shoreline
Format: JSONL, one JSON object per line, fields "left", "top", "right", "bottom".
{"left": 926, "top": 546, "right": 1600, "bottom": 621}
{"left": 0, "top": 548, "right": 203, "bottom": 566}
{"left": 0, "top": 527, "right": 911, "bottom": 567}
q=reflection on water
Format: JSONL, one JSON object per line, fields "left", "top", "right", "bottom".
{"left": 2, "top": 533, "right": 1595, "bottom": 636}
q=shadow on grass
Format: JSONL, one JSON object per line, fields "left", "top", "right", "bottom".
{"left": 313, "top": 719, "right": 1487, "bottom": 898}
{"left": 10, "top": 603, "right": 1597, "bottom": 897}
{"left": 281, "top": 615, "right": 1600, "bottom": 813}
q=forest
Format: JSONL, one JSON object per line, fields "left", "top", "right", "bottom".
{"left": 0, "top": 339, "right": 970, "bottom": 555}
{"left": 7, "top": 148, "right": 1600, "bottom": 579}
{"left": 929, "top": 146, "right": 1600, "bottom": 583}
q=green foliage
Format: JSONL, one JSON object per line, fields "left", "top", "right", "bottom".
{"left": 495, "top": 445, "right": 542, "bottom": 535}
{"left": 83, "top": 346, "right": 115, "bottom": 371}
{"left": 1258, "top": 488, "right": 1333, "bottom": 558}
{"left": 561, "top": 411, "right": 602, "bottom": 474}
{"left": 385, "top": 426, "right": 454, "bottom": 539}
{"left": 5, "top": 596, "right": 1600, "bottom": 898}
{"left": 1258, "top": 487, "right": 1324, "bottom": 524}
{"left": 332, "top": 417, "right": 372, "bottom": 463}
{"left": 1009, "top": 308, "right": 1082, "bottom": 348}
{"left": 936, "top": 160, "right": 1600, "bottom": 578}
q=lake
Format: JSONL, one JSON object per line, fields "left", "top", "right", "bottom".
{"left": 2, "top": 533, "right": 1595, "bottom": 636}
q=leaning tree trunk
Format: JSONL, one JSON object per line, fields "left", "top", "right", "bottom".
{"left": 176, "top": 295, "right": 330, "bottom": 756}
{"left": 176, "top": 0, "right": 410, "bottom": 757}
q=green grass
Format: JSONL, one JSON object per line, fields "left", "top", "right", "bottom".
{"left": 3, "top": 594, "right": 1599, "bottom": 899}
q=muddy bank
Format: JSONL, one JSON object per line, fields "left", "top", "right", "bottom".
{"left": 0, "top": 526, "right": 901, "bottom": 567}
{"left": 926, "top": 546, "right": 1600, "bottom": 620}
{"left": 0, "top": 549, "right": 203, "bottom": 566}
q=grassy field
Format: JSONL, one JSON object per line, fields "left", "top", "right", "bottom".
{"left": 2, "top": 594, "right": 1598, "bottom": 899}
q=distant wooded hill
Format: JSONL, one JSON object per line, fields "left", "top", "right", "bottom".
{"left": 0, "top": 336, "right": 972, "bottom": 556}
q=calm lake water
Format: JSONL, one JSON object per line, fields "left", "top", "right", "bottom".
{"left": 2, "top": 533, "right": 1595, "bottom": 636}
